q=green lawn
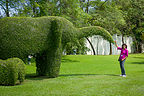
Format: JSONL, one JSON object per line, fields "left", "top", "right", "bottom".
{"left": 0, "top": 54, "right": 144, "bottom": 96}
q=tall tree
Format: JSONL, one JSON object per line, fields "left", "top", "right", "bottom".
{"left": 0, "top": 0, "right": 10, "bottom": 17}
{"left": 0, "top": 0, "right": 24, "bottom": 17}
{"left": 79, "top": 0, "right": 97, "bottom": 55}
{"left": 115, "top": 0, "right": 144, "bottom": 53}
{"left": 88, "top": 0, "right": 126, "bottom": 54}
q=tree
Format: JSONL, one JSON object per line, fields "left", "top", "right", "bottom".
{"left": 115, "top": 0, "right": 144, "bottom": 53}
{"left": 0, "top": 0, "right": 24, "bottom": 17}
{"left": 88, "top": 0, "right": 126, "bottom": 54}
{"left": 79, "top": 0, "right": 97, "bottom": 55}
{"left": 57, "top": 0, "right": 92, "bottom": 54}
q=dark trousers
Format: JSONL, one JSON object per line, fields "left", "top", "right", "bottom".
{"left": 119, "top": 59, "right": 126, "bottom": 75}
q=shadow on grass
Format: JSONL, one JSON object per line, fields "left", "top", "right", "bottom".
{"left": 25, "top": 73, "right": 51, "bottom": 80}
{"left": 25, "top": 73, "right": 119, "bottom": 80}
{"left": 61, "top": 58, "right": 80, "bottom": 63}
{"left": 0, "top": 83, "right": 22, "bottom": 86}
{"left": 129, "top": 56, "right": 144, "bottom": 64}
{"left": 131, "top": 57, "right": 144, "bottom": 59}
{"left": 60, "top": 74, "right": 119, "bottom": 77}
{"left": 130, "top": 61, "right": 144, "bottom": 64}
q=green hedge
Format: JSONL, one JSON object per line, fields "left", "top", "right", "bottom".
{"left": 0, "top": 58, "right": 25, "bottom": 86}
{"left": 0, "top": 16, "right": 114, "bottom": 78}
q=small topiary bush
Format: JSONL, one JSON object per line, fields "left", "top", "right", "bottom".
{"left": 0, "top": 58, "right": 25, "bottom": 86}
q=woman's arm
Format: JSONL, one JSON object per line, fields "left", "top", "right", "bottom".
{"left": 115, "top": 41, "right": 122, "bottom": 50}
{"left": 114, "top": 41, "right": 118, "bottom": 48}
{"left": 121, "top": 56, "right": 127, "bottom": 61}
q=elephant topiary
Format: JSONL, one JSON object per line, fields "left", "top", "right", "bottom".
{"left": 0, "top": 16, "right": 114, "bottom": 78}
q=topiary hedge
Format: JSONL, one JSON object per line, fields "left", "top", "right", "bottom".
{"left": 0, "top": 16, "right": 114, "bottom": 78}
{"left": 0, "top": 58, "right": 25, "bottom": 86}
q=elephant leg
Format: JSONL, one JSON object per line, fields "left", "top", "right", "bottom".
{"left": 36, "top": 20, "right": 62, "bottom": 78}
{"left": 36, "top": 49, "right": 62, "bottom": 77}
{"left": 36, "top": 52, "right": 47, "bottom": 76}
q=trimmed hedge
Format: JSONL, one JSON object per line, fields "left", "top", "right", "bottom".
{"left": 0, "top": 16, "right": 114, "bottom": 78}
{"left": 0, "top": 58, "right": 25, "bottom": 86}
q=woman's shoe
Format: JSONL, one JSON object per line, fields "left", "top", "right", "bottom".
{"left": 122, "top": 75, "right": 126, "bottom": 77}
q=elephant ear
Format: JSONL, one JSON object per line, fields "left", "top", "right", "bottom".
{"left": 78, "top": 26, "right": 114, "bottom": 44}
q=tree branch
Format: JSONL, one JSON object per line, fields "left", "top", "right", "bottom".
{"left": 0, "top": 3, "right": 6, "bottom": 13}
{"left": 86, "top": 37, "right": 96, "bottom": 55}
{"left": 100, "top": 0, "right": 108, "bottom": 8}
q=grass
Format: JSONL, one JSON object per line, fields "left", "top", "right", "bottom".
{"left": 0, "top": 54, "right": 144, "bottom": 96}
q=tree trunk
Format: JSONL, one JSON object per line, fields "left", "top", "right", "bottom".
{"left": 32, "top": 0, "right": 36, "bottom": 17}
{"left": 32, "top": 6, "right": 36, "bottom": 17}
{"left": 86, "top": 0, "right": 89, "bottom": 13}
{"left": 136, "top": 42, "right": 139, "bottom": 53}
{"left": 132, "top": 35, "right": 139, "bottom": 53}
{"left": 138, "top": 42, "right": 142, "bottom": 53}
{"left": 85, "top": 0, "right": 96, "bottom": 55}
{"left": 86, "top": 37, "right": 96, "bottom": 55}
{"left": 109, "top": 43, "right": 112, "bottom": 55}
{"left": 97, "top": 38, "right": 99, "bottom": 55}
{"left": 59, "top": 0, "right": 62, "bottom": 15}
{"left": 122, "top": 34, "right": 124, "bottom": 44}
{"left": 6, "top": 0, "right": 10, "bottom": 17}
{"left": 132, "top": 20, "right": 142, "bottom": 53}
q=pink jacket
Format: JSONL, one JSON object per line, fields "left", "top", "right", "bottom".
{"left": 117, "top": 47, "right": 128, "bottom": 60}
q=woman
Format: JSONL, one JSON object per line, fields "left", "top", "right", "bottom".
{"left": 115, "top": 41, "right": 128, "bottom": 77}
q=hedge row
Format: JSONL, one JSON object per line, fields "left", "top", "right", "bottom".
{"left": 0, "top": 58, "right": 25, "bottom": 86}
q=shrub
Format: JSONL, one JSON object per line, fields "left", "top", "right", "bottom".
{"left": 0, "top": 58, "right": 25, "bottom": 86}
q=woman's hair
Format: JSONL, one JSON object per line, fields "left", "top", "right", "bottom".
{"left": 122, "top": 44, "right": 127, "bottom": 49}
